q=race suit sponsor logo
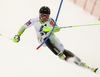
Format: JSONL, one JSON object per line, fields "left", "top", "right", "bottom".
{"left": 24, "top": 19, "right": 31, "bottom": 26}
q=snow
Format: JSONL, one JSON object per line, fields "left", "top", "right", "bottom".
{"left": 0, "top": 0, "right": 100, "bottom": 77}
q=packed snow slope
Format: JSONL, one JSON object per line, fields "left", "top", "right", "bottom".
{"left": 0, "top": 0, "right": 100, "bottom": 77}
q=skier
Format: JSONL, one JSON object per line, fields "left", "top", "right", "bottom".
{"left": 13, "top": 6, "right": 98, "bottom": 73}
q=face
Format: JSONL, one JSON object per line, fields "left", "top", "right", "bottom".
{"left": 40, "top": 13, "right": 50, "bottom": 22}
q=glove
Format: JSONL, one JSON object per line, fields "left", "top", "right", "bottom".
{"left": 43, "top": 26, "right": 52, "bottom": 32}
{"left": 43, "top": 26, "right": 60, "bottom": 33}
{"left": 13, "top": 35, "right": 20, "bottom": 43}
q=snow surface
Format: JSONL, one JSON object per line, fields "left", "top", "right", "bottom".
{"left": 0, "top": 0, "right": 100, "bottom": 77}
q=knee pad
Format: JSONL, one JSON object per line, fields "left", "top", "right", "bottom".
{"left": 58, "top": 49, "right": 75, "bottom": 60}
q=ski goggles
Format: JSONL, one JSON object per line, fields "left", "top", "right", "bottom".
{"left": 40, "top": 13, "right": 49, "bottom": 18}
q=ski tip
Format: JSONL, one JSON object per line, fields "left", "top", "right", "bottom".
{"left": 91, "top": 68, "right": 99, "bottom": 73}
{"left": 36, "top": 46, "right": 41, "bottom": 50}
{"left": 94, "top": 68, "right": 98, "bottom": 73}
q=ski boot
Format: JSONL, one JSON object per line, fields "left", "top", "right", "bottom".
{"left": 79, "top": 62, "right": 98, "bottom": 73}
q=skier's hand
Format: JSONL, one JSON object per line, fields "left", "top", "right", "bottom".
{"left": 13, "top": 35, "right": 20, "bottom": 43}
{"left": 43, "top": 26, "right": 52, "bottom": 32}
{"left": 43, "top": 26, "right": 60, "bottom": 33}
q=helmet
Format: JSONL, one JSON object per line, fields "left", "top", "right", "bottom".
{"left": 39, "top": 6, "right": 50, "bottom": 14}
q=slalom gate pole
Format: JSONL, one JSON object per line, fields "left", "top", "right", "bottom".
{"left": 60, "top": 23, "right": 100, "bottom": 29}
{"left": 36, "top": 0, "right": 63, "bottom": 50}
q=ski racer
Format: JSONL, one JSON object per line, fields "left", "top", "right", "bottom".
{"left": 13, "top": 6, "right": 98, "bottom": 73}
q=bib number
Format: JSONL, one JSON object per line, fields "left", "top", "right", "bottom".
{"left": 39, "top": 24, "right": 48, "bottom": 36}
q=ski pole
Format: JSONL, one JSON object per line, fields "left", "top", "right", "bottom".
{"left": 0, "top": 34, "right": 12, "bottom": 40}
{"left": 60, "top": 23, "right": 100, "bottom": 29}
